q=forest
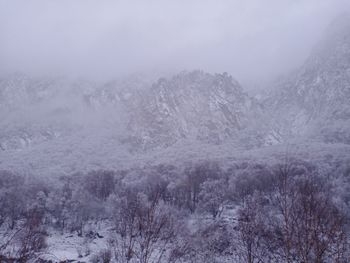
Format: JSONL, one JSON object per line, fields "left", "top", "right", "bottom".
{"left": 0, "top": 157, "right": 349, "bottom": 262}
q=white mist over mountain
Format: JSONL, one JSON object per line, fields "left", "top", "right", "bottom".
{"left": 0, "top": 1, "right": 350, "bottom": 177}
{"left": 1, "top": 0, "right": 350, "bottom": 87}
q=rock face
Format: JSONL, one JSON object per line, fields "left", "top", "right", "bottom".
{"left": 264, "top": 15, "right": 350, "bottom": 144}
{"left": 123, "top": 71, "right": 260, "bottom": 149}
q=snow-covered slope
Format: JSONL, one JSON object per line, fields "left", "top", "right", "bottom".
{"left": 121, "top": 71, "right": 264, "bottom": 149}
{"left": 264, "top": 14, "right": 350, "bottom": 144}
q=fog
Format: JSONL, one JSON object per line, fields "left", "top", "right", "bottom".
{"left": 1, "top": 0, "right": 350, "bottom": 87}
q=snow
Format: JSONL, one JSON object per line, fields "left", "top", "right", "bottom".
{"left": 44, "top": 222, "right": 112, "bottom": 262}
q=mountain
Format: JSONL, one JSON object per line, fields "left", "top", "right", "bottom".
{"left": 128, "top": 71, "right": 247, "bottom": 148}
{"left": 95, "top": 71, "right": 264, "bottom": 150}
{"left": 1, "top": 16, "right": 350, "bottom": 175}
{"left": 0, "top": 74, "right": 95, "bottom": 151}
{"left": 264, "top": 14, "right": 350, "bottom": 144}
{"left": 0, "top": 70, "right": 267, "bottom": 152}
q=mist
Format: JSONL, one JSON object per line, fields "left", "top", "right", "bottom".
{"left": 1, "top": 0, "right": 350, "bottom": 87}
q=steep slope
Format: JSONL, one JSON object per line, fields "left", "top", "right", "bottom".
{"left": 265, "top": 15, "right": 350, "bottom": 143}
{"left": 83, "top": 71, "right": 266, "bottom": 150}
{"left": 123, "top": 71, "right": 263, "bottom": 149}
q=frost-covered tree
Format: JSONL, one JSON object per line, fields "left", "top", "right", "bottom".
{"left": 198, "top": 179, "right": 227, "bottom": 219}
{"left": 235, "top": 193, "right": 273, "bottom": 263}
{"left": 69, "top": 187, "right": 103, "bottom": 236}
{"left": 111, "top": 188, "right": 178, "bottom": 263}
{"left": 85, "top": 170, "right": 115, "bottom": 201}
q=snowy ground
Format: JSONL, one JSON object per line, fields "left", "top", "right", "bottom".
{"left": 41, "top": 221, "right": 112, "bottom": 262}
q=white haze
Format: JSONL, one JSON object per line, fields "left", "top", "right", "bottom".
{"left": 1, "top": 0, "right": 350, "bottom": 88}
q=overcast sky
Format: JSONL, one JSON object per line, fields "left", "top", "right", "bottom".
{"left": 1, "top": 0, "right": 350, "bottom": 87}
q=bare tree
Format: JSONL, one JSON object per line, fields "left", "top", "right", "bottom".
{"left": 69, "top": 187, "right": 104, "bottom": 236}
{"left": 198, "top": 179, "right": 227, "bottom": 219}
{"left": 270, "top": 161, "right": 348, "bottom": 263}
{"left": 184, "top": 162, "right": 219, "bottom": 213}
{"left": 0, "top": 208, "right": 47, "bottom": 262}
{"left": 270, "top": 161, "right": 298, "bottom": 263}
{"left": 235, "top": 193, "right": 274, "bottom": 263}
{"left": 111, "top": 188, "right": 177, "bottom": 263}
{"left": 0, "top": 172, "right": 26, "bottom": 230}
{"left": 291, "top": 177, "right": 348, "bottom": 263}
{"left": 85, "top": 170, "right": 115, "bottom": 201}
{"left": 16, "top": 208, "right": 47, "bottom": 262}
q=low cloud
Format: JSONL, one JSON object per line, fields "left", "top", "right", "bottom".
{"left": 1, "top": 0, "right": 350, "bottom": 86}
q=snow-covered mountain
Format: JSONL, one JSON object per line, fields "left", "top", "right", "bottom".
{"left": 264, "top": 14, "right": 350, "bottom": 144}
{"left": 0, "top": 74, "right": 96, "bottom": 151}
{"left": 0, "top": 70, "right": 266, "bottom": 153}
{"left": 90, "top": 71, "right": 265, "bottom": 150}
{"left": 1, "top": 16, "right": 350, "bottom": 175}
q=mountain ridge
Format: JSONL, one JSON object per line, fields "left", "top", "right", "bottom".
{"left": 1, "top": 16, "right": 350, "bottom": 174}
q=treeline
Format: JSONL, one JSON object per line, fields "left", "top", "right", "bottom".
{"left": 0, "top": 159, "right": 349, "bottom": 262}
